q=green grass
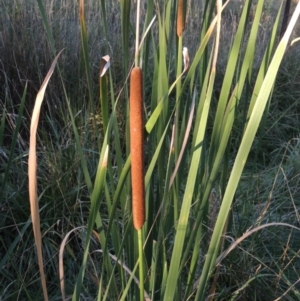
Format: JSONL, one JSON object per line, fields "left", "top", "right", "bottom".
{"left": 1, "top": 0, "right": 300, "bottom": 300}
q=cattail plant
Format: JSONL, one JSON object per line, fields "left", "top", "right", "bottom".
{"left": 130, "top": 66, "right": 145, "bottom": 230}
{"left": 129, "top": 1, "right": 146, "bottom": 299}
{"left": 130, "top": 65, "right": 145, "bottom": 300}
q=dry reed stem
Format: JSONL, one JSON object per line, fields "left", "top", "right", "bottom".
{"left": 177, "top": 0, "right": 185, "bottom": 37}
{"left": 130, "top": 67, "right": 145, "bottom": 230}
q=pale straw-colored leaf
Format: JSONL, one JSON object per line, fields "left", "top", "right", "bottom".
{"left": 59, "top": 226, "right": 85, "bottom": 301}
{"left": 138, "top": 15, "right": 156, "bottom": 52}
{"left": 28, "top": 49, "right": 64, "bottom": 301}
{"left": 99, "top": 55, "right": 110, "bottom": 77}
{"left": 291, "top": 36, "right": 300, "bottom": 46}
{"left": 169, "top": 89, "right": 195, "bottom": 189}
{"left": 182, "top": 47, "right": 189, "bottom": 71}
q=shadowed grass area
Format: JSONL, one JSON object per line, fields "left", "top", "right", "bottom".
{"left": 1, "top": 0, "right": 300, "bottom": 300}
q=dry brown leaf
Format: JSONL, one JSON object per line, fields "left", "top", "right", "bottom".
{"left": 28, "top": 49, "right": 64, "bottom": 301}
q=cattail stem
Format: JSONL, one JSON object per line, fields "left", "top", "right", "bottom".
{"left": 130, "top": 66, "right": 145, "bottom": 300}
{"left": 177, "top": 0, "right": 185, "bottom": 37}
{"left": 138, "top": 229, "right": 145, "bottom": 300}
{"left": 135, "top": 0, "right": 141, "bottom": 67}
{"left": 130, "top": 67, "right": 145, "bottom": 230}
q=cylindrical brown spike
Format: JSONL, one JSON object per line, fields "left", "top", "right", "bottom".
{"left": 130, "top": 67, "right": 145, "bottom": 230}
{"left": 177, "top": 0, "right": 185, "bottom": 37}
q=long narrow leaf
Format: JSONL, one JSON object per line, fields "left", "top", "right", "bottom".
{"left": 195, "top": 3, "right": 300, "bottom": 299}
{"left": 28, "top": 49, "right": 63, "bottom": 301}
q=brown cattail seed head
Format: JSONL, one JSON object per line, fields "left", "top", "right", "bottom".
{"left": 177, "top": 0, "right": 185, "bottom": 37}
{"left": 130, "top": 67, "right": 145, "bottom": 230}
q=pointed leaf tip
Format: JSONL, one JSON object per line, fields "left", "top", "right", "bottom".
{"left": 100, "top": 55, "right": 111, "bottom": 77}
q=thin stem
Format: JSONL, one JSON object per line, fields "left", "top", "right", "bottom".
{"left": 135, "top": 0, "right": 141, "bottom": 67}
{"left": 212, "top": 0, "right": 221, "bottom": 72}
{"left": 138, "top": 228, "right": 144, "bottom": 300}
